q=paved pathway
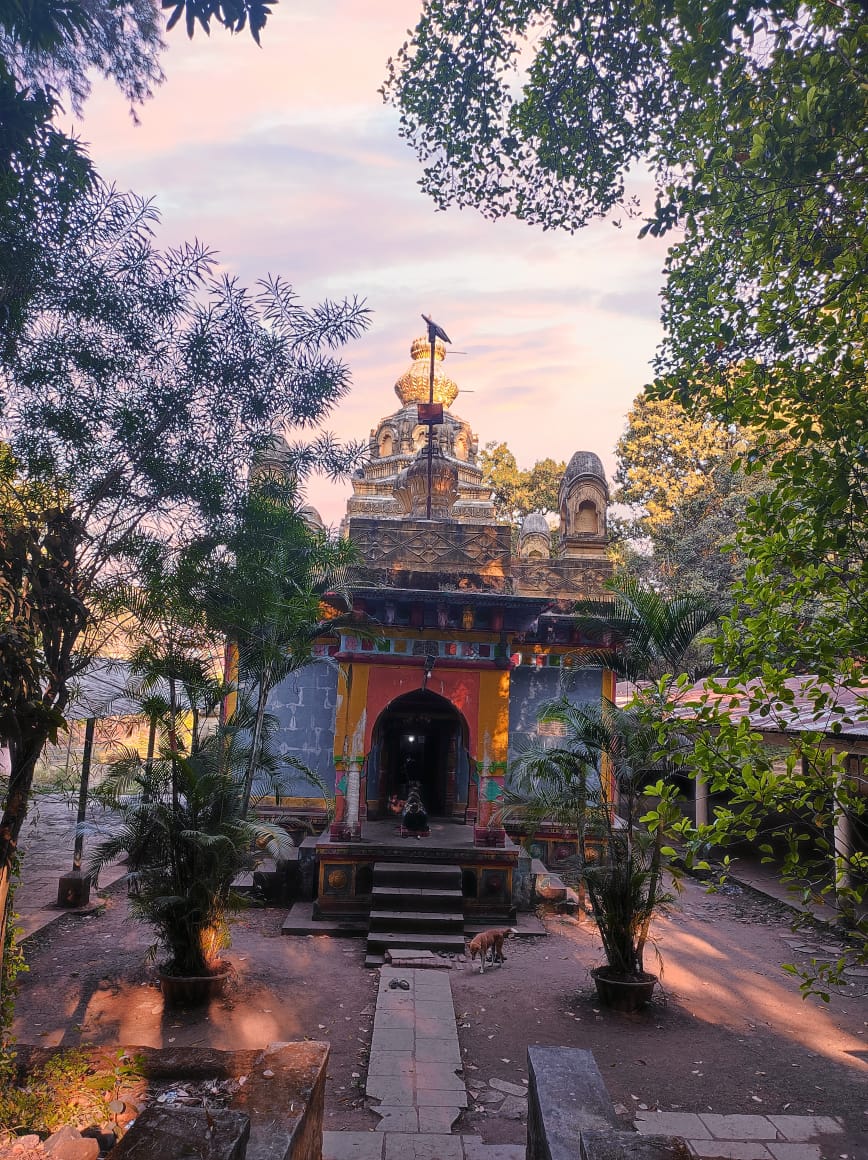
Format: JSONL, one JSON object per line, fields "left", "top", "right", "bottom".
{"left": 635, "top": 1111, "right": 845, "bottom": 1160}
{"left": 323, "top": 965, "right": 523, "bottom": 1160}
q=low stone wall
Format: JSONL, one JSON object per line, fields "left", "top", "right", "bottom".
{"left": 11, "top": 1041, "right": 329, "bottom": 1160}
{"left": 526, "top": 1046, "right": 690, "bottom": 1160}
{"left": 232, "top": 1041, "right": 329, "bottom": 1160}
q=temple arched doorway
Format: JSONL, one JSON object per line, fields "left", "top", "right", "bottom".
{"left": 366, "top": 690, "right": 470, "bottom": 820}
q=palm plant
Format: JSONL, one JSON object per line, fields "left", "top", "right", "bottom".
{"left": 89, "top": 675, "right": 295, "bottom": 979}
{"left": 505, "top": 697, "right": 682, "bottom": 980}
{"left": 87, "top": 563, "right": 294, "bottom": 981}
{"left": 572, "top": 573, "right": 719, "bottom": 688}
{"left": 197, "top": 475, "right": 360, "bottom": 814}
{"left": 504, "top": 579, "right": 715, "bottom": 1001}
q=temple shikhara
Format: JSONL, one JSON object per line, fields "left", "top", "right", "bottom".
{"left": 272, "top": 331, "right": 615, "bottom": 954}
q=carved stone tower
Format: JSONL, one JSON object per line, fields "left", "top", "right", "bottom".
{"left": 344, "top": 336, "right": 495, "bottom": 525}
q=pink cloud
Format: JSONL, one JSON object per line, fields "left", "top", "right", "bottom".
{"left": 70, "top": 1, "right": 669, "bottom": 527}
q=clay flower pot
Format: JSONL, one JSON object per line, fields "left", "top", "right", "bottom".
{"left": 591, "top": 966, "right": 657, "bottom": 1012}
{"left": 159, "top": 962, "right": 232, "bottom": 1006}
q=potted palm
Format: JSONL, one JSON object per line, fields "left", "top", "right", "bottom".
{"left": 506, "top": 695, "right": 684, "bottom": 1010}
{"left": 87, "top": 577, "right": 292, "bottom": 1005}
{"left": 505, "top": 577, "right": 718, "bottom": 1010}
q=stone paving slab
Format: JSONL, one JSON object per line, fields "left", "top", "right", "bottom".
{"left": 636, "top": 1113, "right": 712, "bottom": 1140}
{"left": 373, "top": 1106, "right": 420, "bottom": 1133}
{"left": 376, "top": 1011, "right": 415, "bottom": 1029}
{"left": 323, "top": 1132, "right": 385, "bottom": 1160}
{"left": 366, "top": 1076, "right": 416, "bottom": 1104}
{"left": 766, "top": 1116, "right": 842, "bottom": 1142}
{"left": 414, "top": 1087, "right": 469, "bottom": 1108}
{"left": 700, "top": 1115, "right": 779, "bottom": 1141}
{"left": 414, "top": 1038, "right": 464, "bottom": 1061}
{"left": 689, "top": 1144, "right": 774, "bottom": 1160}
{"left": 636, "top": 1110, "right": 845, "bottom": 1160}
{"left": 371, "top": 1029, "right": 415, "bottom": 1052}
{"left": 461, "top": 1142, "right": 526, "bottom": 1160}
{"left": 766, "top": 1146, "right": 822, "bottom": 1160}
{"left": 383, "top": 1133, "right": 464, "bottom": 1160}
{"left": 415, "top": 1060, "right": 466, "bottom": 1089}
{"left": 415, "top": 1106, "right": 463, "bottom": 1133}
{"left": 369, "top": 967, "right": 465, "bottom": 1136}
{"left": 366, "top": 1054, "right": 416, "bottom": 1077}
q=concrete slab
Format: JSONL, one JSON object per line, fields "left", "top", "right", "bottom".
{"left": 414, "top": 986, "right": 454, "bottom": 1002}
{"left": 766, "top": 1146, "right": 822, "bottom": 1160}
{"left": 378, "top": 993, "right": 415, "bottom": 1009}
{"left": 370, "top": 1029, "right": 415, "bottom": 1052}
{"left": 371, "top": 1107, "right": 419, "bottom": 1133}
{"left": 414, "top": 1000, "right": 458, "bottom": 1020}
{"left": 636, "top": 1112, "right": 712, "bottom": 1139}
{"left": 766, "top": 1116, "right": 843, "bottom": 1141}
{"left": 414, "top": 1061, "right": 464, "bottom": 1088}
{"left": 322, "top": 1131, "right": 385, "bottom": 1160}
{"left": 690, "top": 1145, "right": 772, "bottom": 1160}
{"left": 414, "top": 1087, "right": 468, "bottom": 1108}
{"left": 488, "top": 1078, "right": 528, "bottom": 1098}
{"left": 365, "top": 1076, "right": 415, "bottom": 1104}
{"left": 280, "top": 902, "right": 366, "bottom": 937}
{"left": 366, "top": 1055, "right": 415, "bottom": 1077}
{"left": 462, "top": 1143, "right": 527, "bottom": 1160}
{"left": 416, "top": 1016, "right": 458, "bottom": 1040}
{"left": 414, "top": 1038, "right": 463, "bottom": 1061}
{"left": 415, "top": 1106, "right": 463, "bottom": 1134}
{"left": 700, "top": 1115, "right": 779, "bottom": 1141}
{"left": 383, "top": 1132, "right": 464, "bottom": 1159}
{"left": 497, "top": 1095, "right": 527, "bottom": 1120}
{"left": 376, "top": 1011, "right": 415, "bottom": 1029}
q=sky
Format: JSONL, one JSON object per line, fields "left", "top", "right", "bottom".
{"left": 71, "top": 0, "right": 671, "bottom": 526}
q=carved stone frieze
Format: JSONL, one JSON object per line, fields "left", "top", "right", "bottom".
{"left": 513, "top": 557, "right": 613, "bottom": 600}
{"left": 348, "top": 517, "right": 510, "bottom": 584}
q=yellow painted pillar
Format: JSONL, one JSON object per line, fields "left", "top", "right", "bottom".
{"left": 600, "top": 667, "right": 617, "bottom": 806}
{"left": 332, "top": 662, "right": 369, "bottom": 826}
{"left": 476, "top": 668, "right": 511, "bottom": 827}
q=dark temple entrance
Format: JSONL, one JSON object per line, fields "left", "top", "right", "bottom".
{"left": 366, "top": 690, "right": 470, "bottom": 820}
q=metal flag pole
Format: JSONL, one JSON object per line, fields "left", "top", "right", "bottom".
{"left": 421, "top": 313, "right": 451, "bottom": 520}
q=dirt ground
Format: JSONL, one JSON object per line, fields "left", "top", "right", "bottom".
{"left": 11, "top": 876, "right": 868, "bottom": 1159}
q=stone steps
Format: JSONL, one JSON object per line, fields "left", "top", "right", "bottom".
{"left": 366, "top": 862, "right": 466, "bottom": 966}
{"left": 369, "top": 908, "right": 465, "bottom": 932}
{"left": 372, "top": 862, "right": 464, "bottom": 887}
{"left": 372, "top": 884, "right": 464, "bottom": 907}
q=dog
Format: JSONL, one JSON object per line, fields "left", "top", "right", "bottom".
{"left": 467, "top": 927, "right": 517, "bottom": 974}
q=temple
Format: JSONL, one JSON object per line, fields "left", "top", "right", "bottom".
{"left": 270, "top": 333, "right": 614, "bottom": 940}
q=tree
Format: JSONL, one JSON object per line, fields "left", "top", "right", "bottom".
{"left": 386, "top": 1, "right": 868, "bottom": 941}
{"left": 614, "top": 396, "right": 747, "bottom": 538}
{"left": 0, "top": 182, "right": 369, "bottom": 974}
{"left": 1, "top": 0, "right": 274, "bottom": 114}
{"left": 87, "top": 576, "right": 294, "bottom": 981}
{"left": 190, "top": 474, "right": 359, "bottom": 815}
{"left": 612, "top": 395, "right": 767, "bottom": 606}
{"left": 479, "top": 441, "right": 564, "bottom": 525}
{"left": 505, "top": 576, "right": 716, "bottom": 989}
{"left": 506, "top": 697, "right": 682, "bottom": 985}
{"left": 1, "top": 0, "right": 277, "bottom": 343}
{"left": 385, "top": 1, "right": 866, "bottom": 670}
{"left": 573, "top": 574, "right": 719, "bottom": 688}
